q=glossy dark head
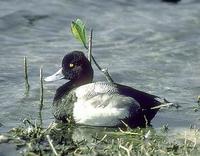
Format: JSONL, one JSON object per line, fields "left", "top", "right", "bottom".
{"left": 45, "top": 51, "right": 93, "bottom": 85}
{"left": 62, "top": 51, "right": 93, "bottom": 83}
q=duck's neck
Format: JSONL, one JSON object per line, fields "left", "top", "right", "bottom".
{"left": 53, "top": 76, "right": 93, "bottom": 102}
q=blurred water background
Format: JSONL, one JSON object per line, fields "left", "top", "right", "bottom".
{"left": 0, "top": 0, "right": 200, "bottom": 136}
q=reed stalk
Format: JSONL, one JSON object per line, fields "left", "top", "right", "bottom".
{"left": 24, "top": 56, "right": 30, "bottom": 93}
{"left": 39, "top": 67, "right": 44, "bottom": 126}
{"left": 46, "top": 135, "right": 58, "bottom": 156}
{"left": 88, "top": 29, "right": 93, "bottom": 63}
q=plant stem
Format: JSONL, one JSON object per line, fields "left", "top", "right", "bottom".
{"left": 24, "top": 56, "right": 30, "bottom": 93}
{"left": 46, "top": 135, "right": 58, "bottom": 156}
{"left": 151, "top": 102, "right": 174, "bottom": 110}
{"left": 119, "top": 144, "right": 131, "bottom": 156}
{"left": 87, "top": 30, "right": 114, "bottom": 83}
{"left": 88, "top": 29, "right": 93, "bottom": 63}
{"left": 22, "top": 118, "right": 35, "bottom": 127}
{"left": 39, "top": 67, "right": 44, "bottom": 126}
{"left": 91, "top": 55, "right": 114, "bottom": 83}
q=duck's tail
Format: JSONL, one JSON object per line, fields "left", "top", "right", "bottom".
{"left": 141, "top": 97, "right": 175, "bottom": 127}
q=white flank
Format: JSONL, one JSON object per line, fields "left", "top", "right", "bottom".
{"left": 73, "top": 84, "right": 140, "bottom": 126}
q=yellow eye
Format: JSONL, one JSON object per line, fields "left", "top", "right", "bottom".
{"left": 69, "top": 63, "right": 74, "bottom": 68}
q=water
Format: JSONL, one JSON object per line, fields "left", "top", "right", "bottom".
{"left": 0, "top": 0, "right": 200, "bottom": 135}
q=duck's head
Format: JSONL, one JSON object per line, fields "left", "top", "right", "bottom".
{"left": 45, "top": 51, "right": 93, "bottom": 86}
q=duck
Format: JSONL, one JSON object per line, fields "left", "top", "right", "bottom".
{"left": 45, "top": 51, "right": 164, "bottom": 128}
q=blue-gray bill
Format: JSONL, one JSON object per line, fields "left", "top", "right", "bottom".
{"left": 44, "top": 68, "right": 64, "bottom": 82}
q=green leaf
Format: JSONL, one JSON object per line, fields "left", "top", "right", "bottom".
{"left": 71, "top": 19, "right": 88, "bottom": 49}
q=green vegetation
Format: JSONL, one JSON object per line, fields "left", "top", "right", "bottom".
{"left": 71, "top": 18, "right": 114, "bottom": 83}
{"left": 71, "top": 19, "right": 88, "bottom": 49}
{"left": 1, "top": 121, "right": 200, "bottom": 155}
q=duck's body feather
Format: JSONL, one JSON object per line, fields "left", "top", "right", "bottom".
{"left": 53, "top": 81, "right": 160, "bottom": 127}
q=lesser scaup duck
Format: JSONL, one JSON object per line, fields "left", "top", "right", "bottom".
{"left": 45, "top": 51, "right": 163, "bottom": 127}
